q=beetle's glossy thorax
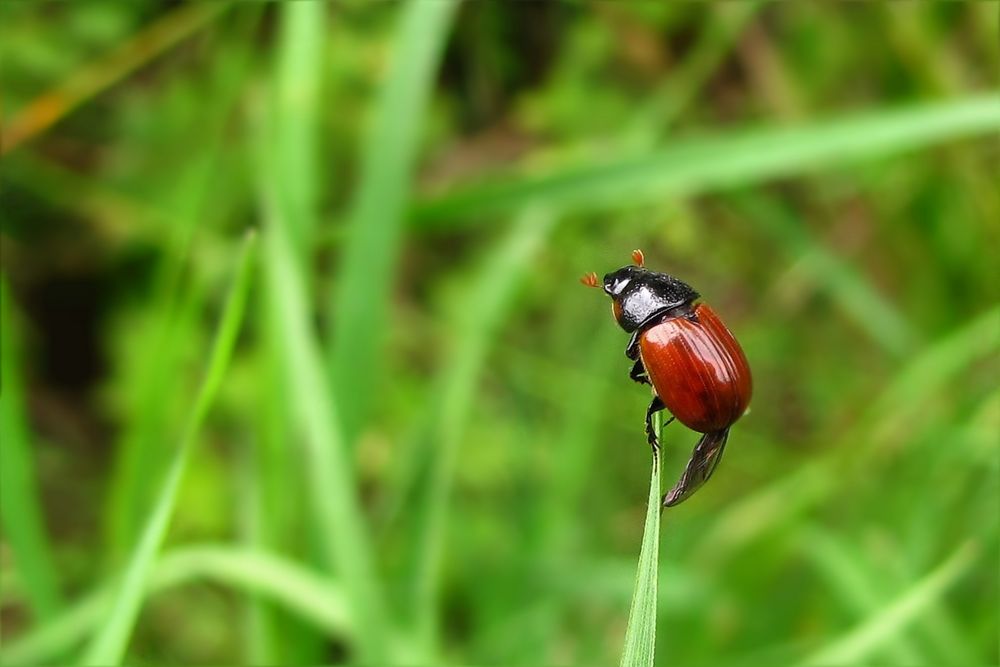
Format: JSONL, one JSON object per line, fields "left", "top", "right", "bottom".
{"left": 638, "top": 302, "right": 752, "bottom": 433}
{"left": 604, "top": 266, "right": 699, "bottom": 332}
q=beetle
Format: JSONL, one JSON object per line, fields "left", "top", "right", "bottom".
{"left": 581, "top": 249, "right": 752, "bottom": 507}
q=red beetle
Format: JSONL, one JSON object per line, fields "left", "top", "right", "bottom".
{"left": 582, "top": 250, "right": 752, "bottom": 507}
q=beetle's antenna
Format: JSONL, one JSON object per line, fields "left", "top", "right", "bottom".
{"left": 580, "top": 272, "right": 600, "bottom": 288}
{"left": 632, "top": 249, "right": 645, "bottom": 267}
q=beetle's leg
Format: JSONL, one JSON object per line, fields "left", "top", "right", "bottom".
{"left": 626, "top": 330, "right": 641, "bottom": 360}
{"left": 644, "top": 396, "right": 673, "bottom": 460}
{"left": 630, "top": 359, "right": 651, "bottom": 385}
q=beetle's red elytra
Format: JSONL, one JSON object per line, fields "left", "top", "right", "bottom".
{"left": 639, "top": 302, "right": 752, "bottom": 434}
{"left": 583, "top": 250, "right": 752, "bottom": 507}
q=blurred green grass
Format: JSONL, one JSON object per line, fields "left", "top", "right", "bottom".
{"left": 1, "top": 2, "right": 998, "bottom": 666}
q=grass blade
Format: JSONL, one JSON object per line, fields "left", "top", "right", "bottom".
{"left": 413, "top": 94, "right": 1000, "bottom": 225}
{"left": 104, "top": 204, "right": 205, "bottom": 559}
{"left": 0, "top": 280, "right": 63, "bottom": 622}
{"left": 730, "top": 192, "right": 915, "bottom": 356}
{"left": 1, "top": 545, "right": 352, "bottom": 667}
{"left": 269, "top": 0, "right": 325, "bottom": 257}
{"left": 255, "top": 42, "right": 392, "bottom": 653}
{"left": 152, "top": 547, "right": 353, "bottom": 638}
{"left": 105, "top": 17, "right": 262, "bottom": 557}
{"left": 799, "top": 527, "right": 924, "bottom": 664}
{"left": 260, "top": 210, "right": 389, "bottom": 662}
{"left": 245, "top": 4, "right": 328, "bottom": 662}
{"left": 3, "top": 2, "right": 229, "bottom": 153}
{"left": 867, "top": 304, "right": 1000, "bottom": 436}
{"left": 407, "top": 208, "right": 557, "bottom": 652}
{"left": 328, "top": 0, "right": 458, "bottom": 442}
{"left": 621, "top": 2, "right": 761, "bottom": 148}
{"left": 799, "top": 542, "right": 978, "bottom": 667}
{"left": 80, "top": 231, "right": 257, "bottom": 665}
{"left": 620, "top": 430, "right": 663, "bottom": 667}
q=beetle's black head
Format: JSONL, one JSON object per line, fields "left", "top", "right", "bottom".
{"left": 603, "top": 265, "right": 699, "bottom": 332}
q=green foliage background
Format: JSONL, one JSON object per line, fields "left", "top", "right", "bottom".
{"left": 1, "top": 2, "right": 997, "bottom": 665}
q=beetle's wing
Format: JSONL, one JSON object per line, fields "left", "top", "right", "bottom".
{"left": 661, "top": 428, "right": 729, "bottom": 508}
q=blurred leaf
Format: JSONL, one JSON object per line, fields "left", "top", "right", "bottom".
{"left": 800, "top": 542, "right": 978, "bottom": 666}
{"left": 731, "top": 192, "right": 916, "bottom": 356}
{"left": 260, "top": 200, "right": 388, "bottom": 662}
{"left": 81, "top": 231, "right": 256, "bottom": 665}
{"left": 146, "top": 546, "right": 352, "bottom": 639}
{"left": 540, "top": 326, "right": 623, "bottom": 545}
{"left": 3, "top": 2, "right": 229, "bottom": 153}
{"left": 328, "top": 0, "right": 459, "bottom": 443}
{"left": 236, "top": 441, "right": 278, "bottom": 664}
{"left": 1, "top": 545, "right": 351, "bottom": 667}
{"left": 799, "top": 527, "right": 924, "bottom": 664}
{"left": 868, "top": 303, "right": 1000, "bottom": 437}
{"left": 406, "top": 208, "right": 557, "bottom": 653}
{"left": 105, "top": 16, "right": 261, "bottom": 558}
{"left": 250, "top": 4, "right": 327, "bottom": 662}
{"left": 103, "top": 196, "right": 205, "bottom": 559}
{"left": 269, "top": 0, "right": 325, "bottom": 257}
{"left": 622, "top": 2, "right": 761, "bottom": 148}
{"left": 0, "top": 280, "right": 63, "bottom": 622}
{"left": 414, "top": 95, "right": 1000, "bottom": 224}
